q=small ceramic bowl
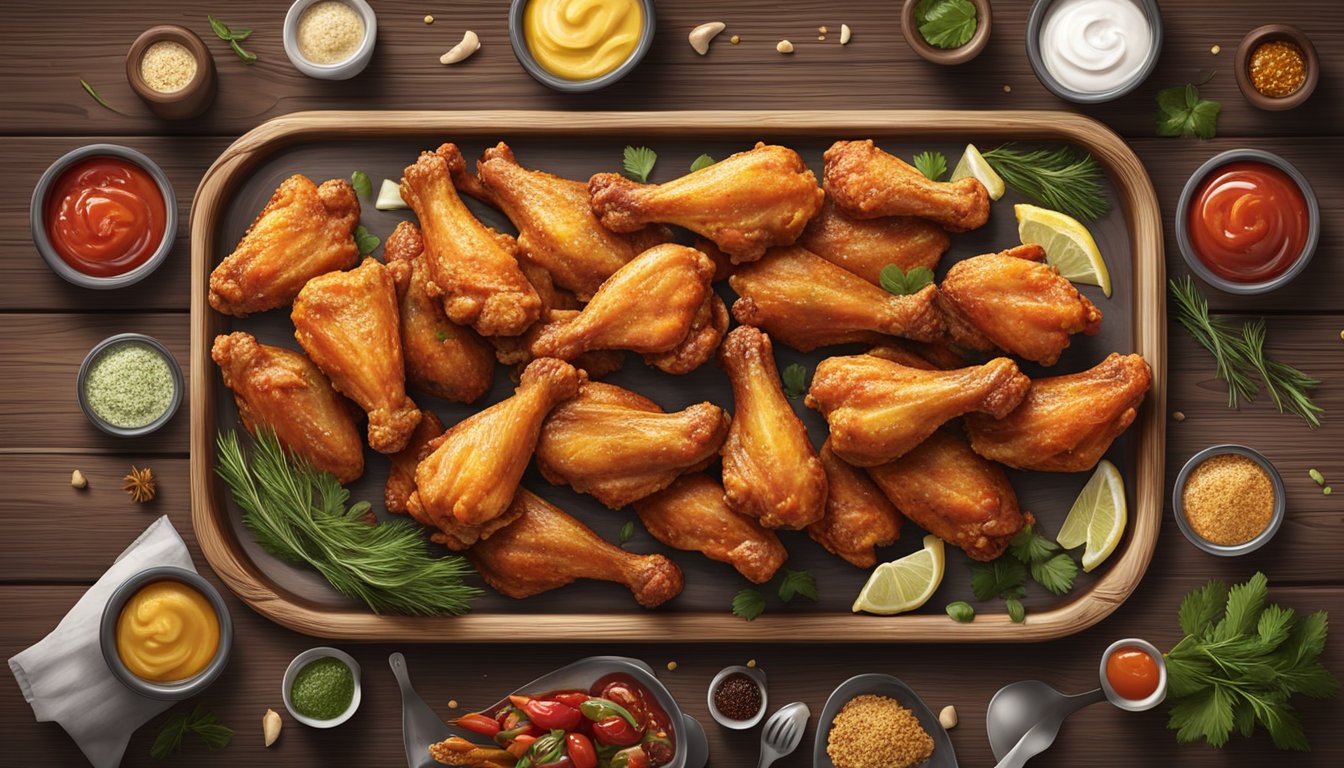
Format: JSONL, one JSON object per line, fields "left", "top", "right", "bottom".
{"left": 76, "top": 333, "right": 183, "bottom": 438}
{"left": 1172, "top": 444, "right": 1286, "bottom": 556}
{"left": 1236, "top": 24, "right": 1318, "bottom": 111}
{"left": 1175, "top": 149, "right": 1319, "bottom": 295}
{"left": 100, "top": 566, "right": 233, "bottom": 701}
{"left": 283, "top": 0, "right": 377, "bottom": 80}
{"left": 283, "top": 647, "right": 363, "bottom": 728}
{"left": 1099, "top": 638, "right": 1167, "bottom": 712}
{"left": 508, "top": 0, "right": 656, "bottom": 92}
{"left": 706, "top": 665, "right": 767, "bottom": 730}
{"left": 30, "top": 144, "right": 178, "bottom": 289}
{"left": 901, "top": 0, "right": 992, "bottom": 65}
{"left": 1026, "top": 0, "right": 1163, "bottom": 103}
{"left": 126, "top": 25, "right": 217, "bottom": 120}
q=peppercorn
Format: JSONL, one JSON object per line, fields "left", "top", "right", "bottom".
{"left": 713, "top": 673, "right": 762, "bottom": 721}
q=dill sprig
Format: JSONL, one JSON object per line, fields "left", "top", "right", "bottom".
{"left": 1169, "top": 277, "right": 1323, "bottom": 427}
{"left": 215, "top": 429, "right": 481, "bottom": 615}
{"left": 982, "top": 144, "right": 1110, "bottom": 221}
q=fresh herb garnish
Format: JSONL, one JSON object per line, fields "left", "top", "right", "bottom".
{"left": 967, "top": 524, "right": 1078, "bottom": 620}
{"left": 622, "top": 146, "right": 657, "bottom": 183}
{"left": 970, "top": 557, "right": 1026, "bottom": 602}
{"left": 1006, "top": 597, "right": 1026, "bottom": 623}
{"left": 1165, "top": 573, "right": 1338, "bottom": 751}
{"left": 914, "top": 0, "right": 978, "bottom": 49}
{"left": 946, "top": 601, "right": 975, "bottom": 623}
{"left": 355, "top": 225, "right": 380, "bottom": 256}
{"left": 150, "top": 705, "right": 233, "bottom": 759}
{"left": 781, "top": 363, "right": 808, "bottom": 399}
{"left": 778, "top": 568, "right": 818, "bottom": 602}
{"left": 208, "top": 15, "right": 258, "bottom": 64}
{"left": 215, "top": 429, "right": 480, "bottom": 615}
{"left": 689, "top": 154, "right": 716, "bottom": 172}
{"left": 879, "top": 264, "right": 935, "bottom": 296}
{"left": 350, "top": 170, "right": 373, "bottom": 198}
{"left": 618, "top": 520, "right": 635, "bottom": 545}
{"left": 912, "top": 150, "right": 947, "bottom": 181}
{"left": 1156, "top": 83, "right": 1221, "bottom": 139}
{"left": 1170, "top": 277, "right": 1323, "bottom": 427}
{"left": 981, "top": 144, "right": 1110, "bottom": 221}
{"left": 732, "top": 587, "right": 766, "bottom": 621}
{"left": 79, "top": 78, "right": 113, "bottom": 111}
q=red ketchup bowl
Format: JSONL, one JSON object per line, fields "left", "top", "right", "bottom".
{"left": 30, "top": 144, "right": 177, "bottom": 289}
{"left": 1175, "top": 149, "right": 1318, "bottom": 295}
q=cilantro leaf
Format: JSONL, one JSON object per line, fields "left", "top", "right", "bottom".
{"left": 912, "top": 150, "right": 947, "bottom": 181}
{"left": 879, "top": 264, "right": 935, "bottom": 296}
{"left": 618, "top": 520, "right": 635, "bottom": 545}
{"left": 732, "top": 588, "right": 766, "bottom": 621}
{"left": 355, "top": 225, "right": 380, "bottom": 256}
{"left": 946, "top": 601, "right": 975, "bottom": 623}
{"left": 351, "top": 170, "right": 373, "bottom": 198}
{"left": 1008, "top": 524, "right": 1060, "bottom": 565}
{"left": 1030, "top": 553, "right": 1078, "bottom": 596}
{"left": 915, "top": 0, "right": 978, "bottom": 49}
{"left": 1006, "top": 597, "right": 1026, "bottom": 623}
{"left": 969, "top": 558, "right": 1026, "bottom": 601}
{"left": 778, "top": 569, "right": 817, "bottom": 602}
{"left": 781, "top": 363, "right": 808, "bottom": 399}
{"left": 690, "top": 154, "right": 716, "bottom": 172}
{"left": 1178, "top": 578, "right": 1228, "bottom": 638}
{"left": 1169, "top": 686, "right": 1235, "bottom": 747}
{"left": 1156, "top": 83, "right": 1221, "bottom": 139}
{"left": 1212, "top": 571, "right": 1268, "bottom": 642}
{"left": 622, "top": 146, "right": 657, "bottom": 183}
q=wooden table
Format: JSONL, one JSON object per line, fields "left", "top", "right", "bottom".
{"left": 2, "top": 1, "right": 1340, "bottom": 765}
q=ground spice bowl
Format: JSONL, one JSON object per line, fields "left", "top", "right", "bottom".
{"left": 901, "top": 0, "right": 992, "bottom": 65}
{"left": 1236, "top": 24, "right": 1318, "bottom": 111}
{"left": 283, "top": 647, "right": 363, "bottom": 728}
{"left": 126, "top": 25, "right": 216, "bottom": 120}
{"left": 283, "top": 0, "right": 378, "bottom": 80}
{"left": 76, "top": 333, "right": 183, "bottom": 438}
{"left": 707, "top": 664, "right": 767, "bottom": 729}
{"left": 1172, "top": 444, "right": 1286, "bottom": 556}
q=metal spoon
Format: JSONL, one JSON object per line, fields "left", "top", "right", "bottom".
{"left": 986, "top": 681, "right": 1106, "bottom": 765}
{"left": 756, "top": 702, "right": 810, "bottom": 768}
{"left": 389, "top": 653, "right": 455, "bottom": 768}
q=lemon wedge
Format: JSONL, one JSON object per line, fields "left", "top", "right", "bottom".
{"left": 852, "top": 535, "right": 945, "bottom": 615}
{"left": 1015, "top": 203, "right": 1112, "bottom": 297}
{"left": 951, "top": 143, "right": 1006, "bottom": 201}
{"left": 1057, "top": 460, "right": 1127, "bottom": 572}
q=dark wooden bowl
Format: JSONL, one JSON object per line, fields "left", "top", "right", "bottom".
{"left": 125, "top": 25, "right": 216, "bottom": 120}
{"left": 901, "top": 0, "right": 992, "bottom": 66}
{"left": 1235, "top": 24, "right": 1318, "bottom": 111}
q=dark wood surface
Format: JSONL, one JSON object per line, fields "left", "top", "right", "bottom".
{"left": 1, "top": 1, "right": 1341, "bottom": 766}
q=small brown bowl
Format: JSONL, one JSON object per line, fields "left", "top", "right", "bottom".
{"left": 126, "top": 25, "right": 216, "bottom": 120}
{"left": 901, "top": 0, "right": 991, "bottom": 65}
{"left": 1235, "top": 24, "right": 1318, "bottom": 111}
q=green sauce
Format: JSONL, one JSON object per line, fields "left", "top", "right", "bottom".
{"left": 291, "top": 657, "right": 354, "bottom": 720}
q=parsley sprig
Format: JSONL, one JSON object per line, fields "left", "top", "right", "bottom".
{"left": 1165, "top": 573, "right": 1337, "bottom": 751}
{"left": 914, "top": 0, "right": 978, "bottom": 49}
{"left": 622, "top": 146, "right": 657, "bottom": 183}
{"left": 879, "top": 265, "right": 935, "bottom": 296}
{"left": 732, "top": 569, "right": 818, "bottom": 621}
{"left": 912, "top": 151, "right": 947, "bottom": 181}
{"left": 958, "top": 524, "right": 1078, "bottom": 623}
{"left": 1156, "top": 83, "right": 1221, "bottom": 139}
{"left": 150, "top": 705, "right": 233, "bottom": 759}
{"left": 781, "top": 363, "right": 809, "bottom": 400}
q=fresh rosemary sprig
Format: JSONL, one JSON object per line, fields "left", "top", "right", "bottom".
{"left": 1170, "top": 277, "right": 1323, "bottom": 427}
{"left": 215, "top": 429, "right": 481, "bottom": 615}
{"left": 150, "top": 705, "right": 233, "bottom": 759}
{"left": 982, "top": 144, "right": 1110, "bottom": 221}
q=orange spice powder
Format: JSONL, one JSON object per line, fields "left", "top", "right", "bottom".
{"left": 1182, "top": 454, "right": 1275, "bottom": 545}
{"left": 1250, "top": 40, "right": 1306, "bottom": 98}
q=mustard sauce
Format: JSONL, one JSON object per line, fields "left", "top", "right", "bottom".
{"left": 115, "top": 580, "right": 220, "bottom": 683}
{"left": 523, "top": 0, "right": 643, "bottom": 81}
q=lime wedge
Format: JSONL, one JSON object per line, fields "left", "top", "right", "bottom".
{"left": 951, "top": 143, "right": 1006, "bottom": 201}
{"left": 1057, "top": 460, "right": 1127, "bottom": 572}
{"left": 852, "top": 535, "right": 945, "bottom": 615}
{"left": 1015, "top": 203, "right": 1112, "bottom": 297}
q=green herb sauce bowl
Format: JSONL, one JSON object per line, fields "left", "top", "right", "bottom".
{"left": 283, "top": 647, "right": 362, "bottom": 728}
{"left": 76, "top": 332, "right": 183, "bottom": 438}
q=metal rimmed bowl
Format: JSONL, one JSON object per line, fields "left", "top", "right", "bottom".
{"left": 76, "top": 332, "right": 183, "bottom": 438}
{"left": 283, "top": 0, "right": 378, "bottom": 80}
{"left": 1099, "top": 638, "right": 1167, "bottom": 712}
{"left": 901, "top": 0, "right": 992, "bottom": 66}
{"left": 706, "top": 665, "right": 767, "bottom": 730}
{"left": 283, "top": 647, "right": 363, "bottom": 728}
{"left": 1026, "top": 0, "right": 1163, "bottom": 103}
{"left": 99, "top": 566, "right": 233, "bottom": 701}
{"left": 1175, "top": 148, "right": 1319, "bottom": 295}
{"left": 30, "top": 144, "right": 178, "bottom": 289}
{"left": 508, "top": 0, "right": 656, "bottom": 93}
{"left": 1236, "top": 24, "right": 1318, "bottom": 111}
{"left": 1172, "top": 444, "right": 1286, "bottom": 556}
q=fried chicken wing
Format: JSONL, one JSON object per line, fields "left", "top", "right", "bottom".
{"left": 537, "top": 381, "right": 730, "bottom": 508}
{"left": 797, "top": 198, "right": 950, "bottom": 284}
{"left": 806, "top": 354, "right": 1030, "bottom": 466}
{"left": 208, "top": 175, "right": 360, "bottom": 316}
{"left": 400, "top": 144, "right": 540, "bottom": 336}
{"left": 867, "top": 430, "right": 1031, "bottom": 561}
{"left": 407, "top": 358, "right": 580, "bottom": 549}
{"left": 807, "top": 441, "right": 904, "bottom": 568}
{"left": 472, "top": 142, "right": 670, "bottom": 300}
{"left": 385, "top": 221, "right": 496, "bottom": 404}
{"left": 384, "top": 410, "right": 444, "bottom": 514}
{"left": 632, "top": 474, "right": 787, "bottom": 584}
{"left": 211, "top": 332, "right": 363, "bottom": 483}
{"left": 718, "top": 326, "right": 828, "bottom": 530}
{"left": 643, "top": 292, "right": 729, "bottom": 375}
{"left": 469, "top": 490, "right": 684, "bottom": 608}
{"left": 824, "top": 140, "right": 990, "bottom": 232}
{"left": 729, "top": 245, "right": 944, "bottom": 351}
{"left": 530, "top": 243, "right": 715, "bottom": 361}
{"left": 965, "top": 352, "right": 1152, "bottom": 472}
{"left": 937, "top": 244, "right": 1103, "bottom": 366}
{"left": 589, "top": 143, "right": 824, "bottom": 263}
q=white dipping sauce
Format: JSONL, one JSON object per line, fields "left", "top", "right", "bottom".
{"left": 1040, "top": 0, "right": 1153, "bottom": 94}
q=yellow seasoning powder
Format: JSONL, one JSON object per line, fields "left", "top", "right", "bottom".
{"left": 140, "top": 40, "right": 197, "bottom": 93}
{"left": 298, "top": 1, "right": 366, "bottom": 65}
{"left": 1182, "top": 454, "right": 1275, "bottom": 545}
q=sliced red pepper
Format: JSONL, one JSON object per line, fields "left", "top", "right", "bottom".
{"left": 592, "top": 715, "right": 643, "bottom": 747}
{"left": 566, "top": 732, "right": 598, "bottom": 768}
{"left": 553, "top": 692, "right": 591, "bottom": 709}
{"left": 523, "top": 699, "right": 583, "bottom": 731}
{"left": 454, "top": 712, "right": 502, "bottom": 737}
{"left": 507, "top": 734, "right": 537, "bottom": 758}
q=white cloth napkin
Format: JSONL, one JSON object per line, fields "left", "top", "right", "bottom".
{"left": 9, "top": 515, "right": 197, "bottom": 768}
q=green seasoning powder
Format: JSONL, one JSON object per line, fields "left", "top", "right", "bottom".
{"left": 291, "top": 657, "right": 355, "bottom": 720}
{"left": 83, "top": 342, "right": 174, "bottom": 428}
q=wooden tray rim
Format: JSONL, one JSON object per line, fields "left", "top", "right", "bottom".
{"left": 189, "top": 110, "right": 1167, "bottom": 643}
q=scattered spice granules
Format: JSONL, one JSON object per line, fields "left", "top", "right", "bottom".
{"left": 139, "top": 40, "right": 197, "bottom": 93}
{"left": 826, "top": 694, "right": 934, "bottom": 768}
{"left": 712, "top": 673, "right": 761, "bottom": 721}
{"left": 1250, "top": 40, "right": 1306, "bottom": 98}
{"left": 297, "top": 0, "right": 365, "bottom": 64}
{"left": 1182, "top": 454, "right": 1274, "bottom": 545}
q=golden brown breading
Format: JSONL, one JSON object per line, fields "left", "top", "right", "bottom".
{"left": 807, "top": 442, "right": 904, "bottom": 568}
{"left": 384, "top": 410, "right": 444, "bottom": 515}
{"left": 797, "top": 197, "right": 950, "bottom": 284}
{"left": 824, "top": 140, "right": 990, "bottom": 232}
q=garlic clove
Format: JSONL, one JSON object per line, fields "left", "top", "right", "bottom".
{"left": 71, "top": 469, "right": 88, "bottom": 489}
{"left": 263, "top": 708, "right": 282, "bottom": 747}
{"left": 689, "top": 22, "right": 727, "bottom": 56}
{"left": 776, "top": 39, "right": 795, "bottom": 54}
{"left": 939, "top": 704, "right": 958, "bottom": 729}
{"left": 440, "top": 30, "right": 481, "bottom": 65}
{"left": 841, "top": 24, "right": 852, "bottom": 45}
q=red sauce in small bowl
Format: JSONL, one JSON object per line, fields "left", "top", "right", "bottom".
{"left": 44, "top": 156, "right": 167, "bottom": 277}
{"left": 1106, "top": 646, "right": 1160, "bottom": 701}
{"left": 1187, "top": 161, "right": 1308, "bottom": 284}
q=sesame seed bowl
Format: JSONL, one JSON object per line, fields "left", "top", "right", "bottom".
{"left": 1172, "top": 444, "right": 1286, "bottom": 556}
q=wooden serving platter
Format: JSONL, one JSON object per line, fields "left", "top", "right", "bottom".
{"left": 190, "top": 111, "right": 1165, "bottom": 642}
